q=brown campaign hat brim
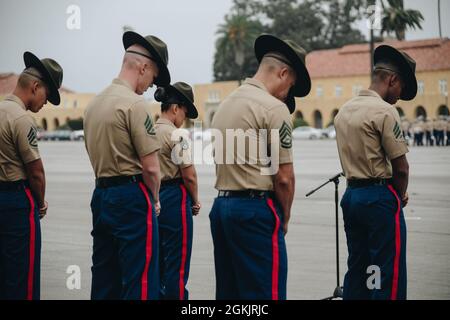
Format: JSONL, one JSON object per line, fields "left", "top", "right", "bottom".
{"left": 122, "top": 31, "right": 170, "bottom": 87}
{"left": 374, "top": 45, "right": 417, "bottom": 101}
{"left": 255, "top": 34, "right": 311, "bottom": 99}
{"left": 23, "top": 51, "right": 61, "bottom": 105}
{"left": 170, "top": 83, "right": 198, "bottom": 119}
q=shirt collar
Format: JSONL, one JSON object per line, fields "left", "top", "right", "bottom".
{"left": 156, "top": 117, "right": 176, "bottom": 128}
{"left": 358, "top": 89, "right": 382, "bottom": 100}
{"left": 112, "top": 78, "right": 134, "bottom": 91}
{"left": 4, "top": 94, "right": 26, "bottom": 111}
{"left": 243, "top": 78, "right": 269, "bottom": 93}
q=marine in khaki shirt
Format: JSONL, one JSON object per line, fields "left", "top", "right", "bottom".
{"left": 335, "top": 44, "right": 415, "bottom": 300}
{"left": 153, "top": 81, "right": 200, "bottom": 299}
{"left": 84, "top": 78, "right": 160, "bottom": 178}
{"left": 335, "top": 89, "right": 409, "bottom": 180}
{"left": 212, "top": 77, "right": 294, "bottom": 191}
{"left": 209, "top": 35, "right": 311, "bottom": 300}
{"left": 0, "top": 51, "right": 63, "bottom": 300}
{"left": 85, "top": 31, "right": 170, "bottom": 300}
{"left": 0, "top": 94, "right": 40, "bottom": 181}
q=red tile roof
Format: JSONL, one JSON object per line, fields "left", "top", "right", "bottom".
{"left": 307, "top": 38, "right": 450, "bottom": 79}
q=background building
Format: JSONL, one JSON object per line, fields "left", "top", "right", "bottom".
{"left": 172, "top": 37, "right": 449, "bottom": 129}
{"left": 2, "top": 38, "right": 449, "bottom": 130}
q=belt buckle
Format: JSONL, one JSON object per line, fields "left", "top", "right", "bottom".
{"left": 131, "top": 175, "right": 137, "bottom": 183}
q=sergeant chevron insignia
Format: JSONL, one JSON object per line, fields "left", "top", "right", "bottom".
{"left": 144, "top": 114, "right": 155, "bottom": 135}
{"left": 280, "top": 121, "right": 292, "bottom": 149}
{"left": 27, "top": 127, "right": 38, "bottom": 148}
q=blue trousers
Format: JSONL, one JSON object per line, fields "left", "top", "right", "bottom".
{"left": 209, "top": 196, "right": 287, "bottom": 300}
{"left": 158, "top": 183, "right": 193, "bottom": 300}
{"left": 90, "top": 182, "right": 159, "bottom": 300}
{"left": 341, "top": 184, "right": 407, "bottom": 300}
{"left": 0, "top": 186, "right": 41, "bottom": 300}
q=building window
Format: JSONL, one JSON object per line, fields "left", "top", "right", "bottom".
{"left": 352, "top": 85, "right": 362, "bottom": 96}
{"left": 207, "top": 90, "right": 220, "bottom": 103}
{"left": 417, "top": 80, "right": 424, "bottom": 95}
{"left": 73, "top": 100, "right": 78, "bottom": 108}
{"left": 335, "top": 85, "right": 343, "bottom": 97}
{"left": 439, "top": 79, "right": 448, "bottom": 95}
{"left": 316, "top": 86, "right": 323, "bottom": 97}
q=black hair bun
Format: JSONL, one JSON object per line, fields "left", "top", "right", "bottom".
{"left": 154, "top": 87, "right": 169, "bottom": 103}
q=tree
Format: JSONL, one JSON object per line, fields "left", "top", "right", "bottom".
{"left": 213, "top": 2, "right": 265, "bottom": 81}
{"left": 380, "top": 0, "right": 424, "bottom": 40}
{"left": 254, "top": 0, "right": 325, "bottom": 52}
{"left": 213, "top": 0, "right": 368, "bottom": 81}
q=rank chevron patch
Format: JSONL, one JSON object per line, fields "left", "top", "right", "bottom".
{"left": 144, "top": 114, "right": 155, "bottom": 135}
{"left": 279, "top": 121, "right": 292, "bottom": 149}
{"left": 27, "top": 127, "right": 38, "bottom": 148}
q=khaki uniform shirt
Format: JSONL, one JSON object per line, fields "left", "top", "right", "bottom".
{"left": 155, "top": 118, "right": 192, "bottom": 181}
{"left": 433, "top": 120, "right": 441, "bottom": 130}
{"left": 0, "top": 95, "right": 40, "bottom": 181}
{"left": 335, "top": 90, "right": 409, "bottom": 180}
{"left": 212, "top": 78, "right": 293, "bottom": 191}
{"left": 84, "top": 78, "right": 160, "bottom": 178}
{"left": 401, "top": 120, "right": 410, "bottom": 133}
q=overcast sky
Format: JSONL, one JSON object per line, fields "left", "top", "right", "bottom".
{"left": 1, "top": 0, "right": 449, "bottom": 97}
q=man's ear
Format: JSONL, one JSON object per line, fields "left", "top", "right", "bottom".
{"left": 140, "top": 62, "right": 147, "bottom": 76}
{"left": 31, "top": 80, "right": 39, "bottom": 95}
{"left": 280, "top": 67, "right": 289, "bottom": 80}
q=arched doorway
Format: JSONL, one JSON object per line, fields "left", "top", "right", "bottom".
{"left": 313, "top": 110, "right": 323, "bottom": 129}
{"left": 42, "top": 118, "right": 48, "bottom": 130}
{"left": 54, "top": 118, "right": 60, "bottom": 129}
{"left": 295, "top": 110, "right": 303, "bottom": 119}
{"left": 437, "top": 105, "right": 449, "bottom": 116}
{"left": 396, "top": 106, "right": 405, "bottom": 117}
{"left": 329, "top": 109, "right": 339, "bottom": 127}
{"left": 415, "top": 106, "right": 427, "bottom": 119}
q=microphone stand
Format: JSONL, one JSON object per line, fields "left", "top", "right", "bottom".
{"left": 306, "top": 172, "right": 344, "bottom": 300}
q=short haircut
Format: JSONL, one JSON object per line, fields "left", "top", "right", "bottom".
{"left": 260, "top": 52, "right": 295, "bottom": 76}
{"left": 18, "top": 67, "right": 45, "bottom": 89}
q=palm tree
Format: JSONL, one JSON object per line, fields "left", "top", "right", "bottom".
{"left": 214, "top": 12, "right": 263, "bottom": 81}
{"left": 380, "top": 0, "right": 424, "bottom": 40}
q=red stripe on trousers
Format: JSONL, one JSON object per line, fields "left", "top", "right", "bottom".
{"left": 179, "top": 184, "right": 188, "bottom": 300}
{"left": 266, "top": 198, "right": 280, "bottom": 300}
{"left": 138, "top": 182, "right": 153, "bottom": 300}
{"left": 24, "top": 188, "right": 36, "bottom": 301}
{"left": 387, "top": 185, "right": 401, "bottom": 301}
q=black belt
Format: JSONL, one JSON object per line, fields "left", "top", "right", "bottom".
{"left": 0, "top": 180, "right": 28, "bottom": 191}
{"left": 161, "top": 178, "right": 183, "bottom": 187}
{"left": 347, "top": 178, "right": 390, "bottom": 188}
{"left": 95, "top": 174, "right": 143, "bottom": 188}
{"left": 218, "top": 190, "right": 275, "bottom": 199}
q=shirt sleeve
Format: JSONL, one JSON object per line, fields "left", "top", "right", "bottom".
{"left": 171, "top": 128, "right": 193, "bottom": 169}
{"left": 13, "top": 115, "right": 41, "bottom": 164}
{"left": 128, "top": 100, "right": 160, "bottom": 157}
{"left": 376, "top": 108, "right": 409, "bottom": 160}
{"left": 266, "top": 105, "right": 293, "bottom": 164}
